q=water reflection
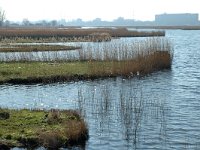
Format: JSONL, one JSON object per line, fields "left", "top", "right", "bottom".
{"left": 75, "top": 77, "right": 169, "bottom": 150}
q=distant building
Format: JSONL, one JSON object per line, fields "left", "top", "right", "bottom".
{"left": 155, "top": 13, "right": 199, "bottom": 25}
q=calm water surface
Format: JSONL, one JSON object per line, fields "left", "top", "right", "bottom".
{"left": 1, "top": 30, "right": 200, "bottom": 149}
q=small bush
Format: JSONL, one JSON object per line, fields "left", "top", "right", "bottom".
{"left": 39, "top": 132, "right": 63, "bottom": 149}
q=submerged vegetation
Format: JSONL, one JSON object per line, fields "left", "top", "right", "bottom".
{"left": 0, "top": 108, "right": 88, "bottom": 149}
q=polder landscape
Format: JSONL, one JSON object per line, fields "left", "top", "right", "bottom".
{"left": 1, "top": 4, "right": 200, "bottom": 150}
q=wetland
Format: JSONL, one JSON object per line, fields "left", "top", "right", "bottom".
{"left": 1, "top": 28, "right": 200, "bottom": 149}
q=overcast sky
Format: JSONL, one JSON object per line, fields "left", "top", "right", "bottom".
{"left": 0, "top": 0, "right": 199, "bottom": 22}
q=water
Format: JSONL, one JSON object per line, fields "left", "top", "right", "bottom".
{"left": 1, "top": 30, "right": 200, "bottom": 149}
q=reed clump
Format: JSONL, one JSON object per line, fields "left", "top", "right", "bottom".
{"left": 84, "top": 37, "right": 173, "bottom": 76}
{"left": 0, "top": 108, "right": 89, "bottom": 149}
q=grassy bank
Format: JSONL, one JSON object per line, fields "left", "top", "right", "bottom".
{"left": 0, "top": 108, "right": 88, "bottom": 149}
{"left": 0, "top": 61, "right": 89, "bottom": 84}
{"left": 0, "top": 50, "right": 172, "bottom": 84}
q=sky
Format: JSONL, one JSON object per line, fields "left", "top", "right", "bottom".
{"left": 0, "top": 0, "right": 200, "bottom": 22}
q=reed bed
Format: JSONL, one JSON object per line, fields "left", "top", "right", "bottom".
{"left": 0, "top": 37, "right": 173, "bottom": 84}
{"left": 79, "top": 37, "right": 172, "bottom": 61}
{"left": 0, "top": 27, "right": 165, "bottom": 41}
{"left": 0, "top": 37, "right": 172, "bottom": 62}
{"left": 0, "top": 34, "right": 112, "bottom": 43}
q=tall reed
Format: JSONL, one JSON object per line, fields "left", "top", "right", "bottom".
{"left": 86, "top": 37, "right": 173, "bottom": 76}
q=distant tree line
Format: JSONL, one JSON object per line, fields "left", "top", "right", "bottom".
{"left": 1, "top": 17, "right": 156, "bottom": 27}
{"left": 0, "top": 8, "right": 200, "bottom": 27}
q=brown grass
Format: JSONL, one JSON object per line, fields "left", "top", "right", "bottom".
{"left": 0, "top": 27, "right": 165, "bottom": 40}
{"left": 87, "top": 37, "right": 173, "bottom": 76}
{"left": 39, "top": 132, "right": 63, "bottom": 149}
{"left": 88, "top": 51, "right": 171, "bottom": 77}
{"left": 65, "top": 119, "right": 89, "bottom": 146}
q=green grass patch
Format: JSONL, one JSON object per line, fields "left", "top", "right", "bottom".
{"left": 0, "top": 61, "right": 90, "bottom": 84}
{"left": 0, "top": 108, "right": 88, "bottom": 149}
